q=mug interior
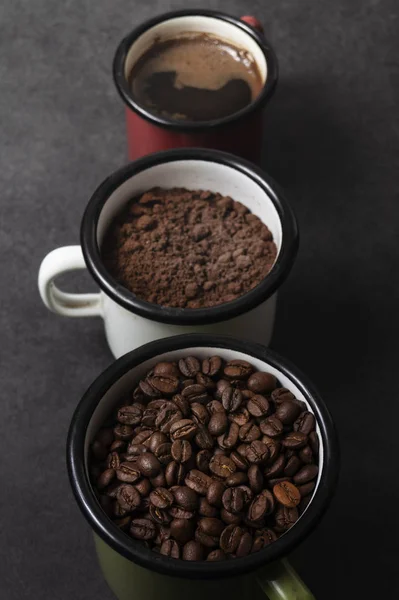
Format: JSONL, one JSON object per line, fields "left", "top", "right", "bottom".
{"left": 97, "top": 158, "right": 283, "bottom": 263}
{"left": 85, "top": 346, "right": 323, "bottom": 524}
{"left": 123, "top": 15, "right": 267, "bottom": 87}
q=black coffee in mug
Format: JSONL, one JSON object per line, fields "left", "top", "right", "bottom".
{"left": 129, "top": 33, "right": 263, "bottom": 121}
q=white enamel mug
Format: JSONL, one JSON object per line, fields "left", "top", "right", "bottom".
{"left": 38, "top": 149, "right": 298, "bottom": 358}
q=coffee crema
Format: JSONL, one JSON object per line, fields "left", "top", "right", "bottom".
{"left": 129, "top": 33, "right": 263, "bottom": 121}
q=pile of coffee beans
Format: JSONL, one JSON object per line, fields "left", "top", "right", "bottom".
{"left": 90, "top": 355, "right": 320, "bottom": 561}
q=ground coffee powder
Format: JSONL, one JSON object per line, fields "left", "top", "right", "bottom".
{"left": 102, "top": 188, "right": 277, "bottom": 309}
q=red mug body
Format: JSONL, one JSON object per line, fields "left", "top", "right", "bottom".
{"left": 114, "top": 11, "right": 278, "bottom": 164}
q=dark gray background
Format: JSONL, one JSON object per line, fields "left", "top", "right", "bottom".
{"left": 1, "top": 0, "right": 398, "bottom": 598}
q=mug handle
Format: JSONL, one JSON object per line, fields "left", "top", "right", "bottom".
{"left": 257, "top": 559, "right": 315, "bottom": 600}
{"left": 38, "top": 245, "right": 102, "bottom": 317}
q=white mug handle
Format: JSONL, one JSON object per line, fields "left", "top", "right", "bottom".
{"left": 38, "top": 245, "right": 103, "bottom": 317}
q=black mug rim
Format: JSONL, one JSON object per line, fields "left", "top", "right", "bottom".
{"left": 67, "top": 333, "right": 339, "bottom": 580}
{"left": 80, "top": 147, "right": 299, "bottom": 326}
{"left": 112, "top": 9, "right": 279, "bottom": 132}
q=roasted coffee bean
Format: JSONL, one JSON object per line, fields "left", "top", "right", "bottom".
{"left": 220, "top": 508, "right": 242, "bottom": 525}
{"left": 284, "top": 456, "right": 302, "bottom": 477}
{"left": 251, "top": 528, "right": 277, "bottom": 552}
{"left": 222, "top": 387, "right": 243, "bottom": 412}
{"left": 217, "top": 422, "right": 239, "bottom": 450}
{"left": 297, "top": 482, "right": 316, "bottom": 497}
{"left": 275, "top": 505, "right": 298, "bottom": 531}
{"left": 195, "top": 425, "right": 214, "bottom": 450}
{"left": 160, "top": 539, "right": 180, "bottom": 558}
{"left": 208, "top": 412, "right": 228, "bottom": 436}
{"left": 131, "top": 430, "right": 153, "bottom": 446}
{"left": 148, "top": 375, "right": 179, "bottom": 395}
{"left": 185, "top": 469, "right": 212, "bottom": 495}
{"left": 248, "top": 465, "right": 264, "bottom": 494}
{"left": 170, "top": 419, "right": 198, "bottom": 441}
{"left": 228, "top": 406, "right": 250, "bottom": 426}
{"left": 293, "top": 464, "right": 319, "bottom": 485}
{"left": 182, "top": 384, "right": 208, "bottom": 404}
{"left": 222, "top": 487, "right": 245, "bottom": 513}
{"left": 207, "top": 481, "right": 225, "bottom": 507}
{"left": 136, "top": 453, "right": 161, "bottom": 478}
{"left": 220, "top": 524, "right": 243, "bottom": 553}
{"left": 182, "top": 540, "right": 204, "bottom": 561}
{"left": 97, "top": 468, "right": 115, "bottom": 489}
{"left": 196, "top": 372, "right": 216, "bottom": 390}
{"left": 149, "top": 505, "right": 172, "bottom": 525}
{"left": 105, "top": 482, "right": 123, "bottom": 498}
{"left": 107, "top": 451, "right": 121, "bottom": 470}
{"left": 268, "top": 477, "right": 292, "bottom": 489}
{"left": 246, "top": 441, "right": 269, "bottom": 464}
{"left": 116, "top": 462, "right": 141, "bottom": 483}
{"left": 309, "top": 431, "right": 320, "bottom": 455}
{"left": 191, "top": 403, "right": 210, "bottom": 425}
{"left": 198, "top": 497, "right": 218, "bottom": 517}
{"left": 139, "top": 379, "right": 160, "bottom": 399}
{"left": 179, "top": 356, "right": 201, "bottom": 378}
{"left": 141, "top": 409, "right": 157, "bottom": 428}
{"left": 239, "top": 422, "right": 261, "bottom": 442}
{"left": 110, "top": 440, "right": 126, "bottom": 453}
{"left": 172, "top": 394, "right": 190, "bottom": 417}
{"left": 236, "top": 485, "right": 253, "bottom": 505}
{"left": 150, "top": 471, "right": 167, "bottom": 488}
{"left": 154, "top": 361, "right": 180, "bottom": 378}
{"left": 130, "top": 518, "right": 156, "bottom": 540}
{"left": 195, "top": 529, "right": 219, "bottom": 549}
{"left": 282, "top": 432, "right": 308, "bottom": 449}
{"left": 224, "top": 360, "right": 253, "bottom": 379}
{"left": 202, "top": 356, "right": 222, "bottom": 377}
{"left": 198, "top": 517, "right": 224, "bottom": 537}
{"left": 247, "top": 372, "right": 277, "bottom": 394}
{"left": 165, "top": 461, "right": 186, "bottom": 486}
{"left": 171, "top": 440, "right": 192, "bottom": 463}
{"left": 134, "top": 478, "right": 151, "bottom": 496}
{"left": 209, "top": 455, "right": 236, "bottom": 478}
{"left": 170, "top": 518, "right": 195, "bottom": 544}
{"left": 247, "top": 395, "right": 271, "bottom": 418}
{"left": 230, "top": 450, "right": 249, "bottom": 471}
{"left": 154, "top": 525, "right": 171, "bottom": 545}
{"left": 114, "top": 424, "right": 134, "bottom": 441}
{"left": 207, "top": 549, "right": 226, "bottom": 561}
{"left": 154, "top": 443, "right": 173, "bottom": 465}
{"left": 226, "top": 472, "right": 248, "bottom": 487}
{"left": 299, "top": 446, "right": 314, "bottom": 464}
{"left": 155, "top": 407, "right": 182, "bottom": 434}
{"left": 259, "top": 416, "right": 283, "bottom": 438}
{"left": 264, "top": 454, "right": 286, "bottom": 478}
{"left": 196, "top": 449, "right": 212, "bottom": 472}
{"left": 271, "top": 388, "right": 295, "bottom": 404}
{"left": 173, "top": 486, "right": 198, "bottom": 510}
{"left": 147, "top": 399, "right": 168, "bottom": 411}
{"left": 275, "top": 401, "right": 302, "bottom": 425}
{"left": 261, "top": 436, "right": 281, "bottom": 462}
{"left": 207, "top": 399, "right": 225, "bottom": 415}
{"left": 294, "top": 412, "right": 315, "bottom": 435}
{"left": 181, "top": 378, "right": 195, "bottom": 388}
{"left": 148, "top": 431, "right": 169, "bottom": 454}
{"left": 117, "top": 405, "right": 143, "bottom": 425}
{"left": 169, "top": 507, "right": 195, "bottom": 520}
{"left": 150, "top": 487, "right": 174, "bottom": 509}
{"left": 273, "top": 481, "right": 301, "bottom": 508}
{"left": 215, "top": 379, "right": 231, "bottom": 400}
{"left": 116, "top": 484, "right": 141, "bottom": 511}
{"left": 236, "top": 532, "right": 253, "bottom": 557}
{"left": 113, "top": 500, "right": 128, "bottom": 518}
{"left": 236, "top": 443, "right": 250, "bottom": 457}
{"left": 247, "top": 489, "right": 273, "bottom": 522}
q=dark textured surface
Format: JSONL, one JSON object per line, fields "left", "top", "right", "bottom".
{"left": 1, "top": 1, "right": 398, "bottom": 598}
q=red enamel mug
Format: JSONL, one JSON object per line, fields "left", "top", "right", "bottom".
{"left": 113, "top": 10, "right": 278, "bottom": 163}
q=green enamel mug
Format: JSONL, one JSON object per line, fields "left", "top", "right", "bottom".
{"left": 67, "top": 334, "right": 339, "bottom": 600}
